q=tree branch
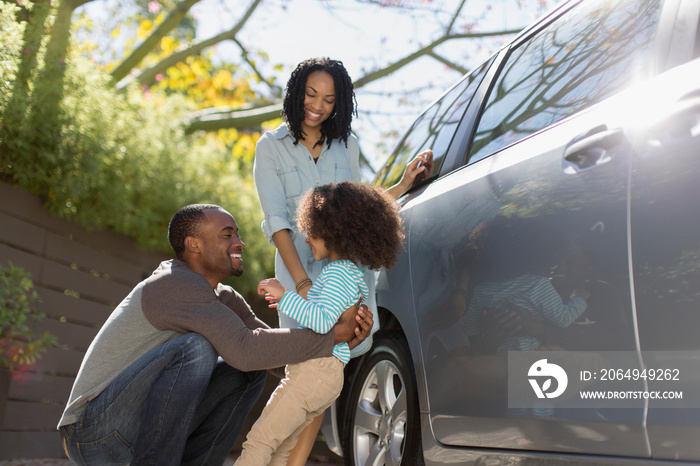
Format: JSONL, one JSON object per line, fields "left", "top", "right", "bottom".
{"left": 67, "top": 0, "right": 94, "bottom": 9}
{"left": 233, "top": 37, "right": 283, "bottom": 96}
{"left": 186, "top": 103, "right": 283, "bottom": 134}
{"left": 123, "top": 0, "right": 262, "bottom": 88}
{"left": 111, "top": 0, "right": 201, "bottom": 84}
{"left": 446, "top": 0, "right": 467, "bottom": 34}
{"left": 350, "top": 29, "right": 521, "bottom": 88}
{"left": 427, "top": 51, "right": 469, "bottom": 75}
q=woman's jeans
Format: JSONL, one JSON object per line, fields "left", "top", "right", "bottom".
{"left": 60, "top": 333, "right": 266, "bottom": 465}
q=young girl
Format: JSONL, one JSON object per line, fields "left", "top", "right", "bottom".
{"left": 235, "top": 181, "right": 405, "bottom": 466}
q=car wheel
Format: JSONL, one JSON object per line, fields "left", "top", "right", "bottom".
{"left": 343, "top": 336, "right": 423, "bottom": 466}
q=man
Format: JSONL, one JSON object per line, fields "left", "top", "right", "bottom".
{"left": 58, "top": 204, "right": 373, "bottom": 465}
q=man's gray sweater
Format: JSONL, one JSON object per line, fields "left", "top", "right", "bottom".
{"left": 58, "top": 260, "right": 334, "bottom": 428}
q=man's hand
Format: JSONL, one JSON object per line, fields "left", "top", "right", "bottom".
{"left": 348, "top": 305, "right": 374, "bottom": 350}
{"left": 481, "top": 306, "right": 521, "bottom": 342}
{"left": 334, "top": 299, "right": 374, "bottom": 348}
{"left": 481, "top": 300, "right": 546, "bottom": 343}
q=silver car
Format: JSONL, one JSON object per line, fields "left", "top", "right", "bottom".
{"left": 322, "top": 0, "right": 700, "bottom": 464}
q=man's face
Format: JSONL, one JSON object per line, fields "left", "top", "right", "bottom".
{"left": 196, "top": 209, "right": 245, "bottom": 281}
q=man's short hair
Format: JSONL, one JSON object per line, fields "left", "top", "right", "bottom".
{"left": 168, "top": 204, "right": 222, "bottom": 259}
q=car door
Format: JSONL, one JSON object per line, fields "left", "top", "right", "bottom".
{"left": 628, "top": 56, "right": 700, "bottom": 462}
{"left": 408, "top": 0, "right": 664, "bottom": 458}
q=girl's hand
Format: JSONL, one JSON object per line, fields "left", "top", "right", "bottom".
{"left": 257, "top": 278, "right": 287, "bottom": 308}
{"left": 264, "top": 293, "right": 280, "bottom": 309}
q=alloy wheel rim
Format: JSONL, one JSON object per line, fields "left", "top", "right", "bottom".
{"left": 353, "top": 359, "right": 408, "bottom": 466}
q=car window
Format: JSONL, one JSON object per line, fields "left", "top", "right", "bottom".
{"left": 374, "top": 60, "right": 490, "bottom": 190}
{"left": 467, "top": 0, "right": 662, "bottom": 164}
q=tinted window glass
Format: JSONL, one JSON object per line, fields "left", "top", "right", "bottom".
{"left": 375, "top": 60, "right": 490, "bottom": 190}
{"left": 467, "top": 0, "right": 661, "bottom": 163}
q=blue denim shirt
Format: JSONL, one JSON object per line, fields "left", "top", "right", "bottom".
{"left": 253, "top": 124, "right": 378, "bottom": 355}
{"left": 254, "top": 123, "right": 361, "bottom": 245}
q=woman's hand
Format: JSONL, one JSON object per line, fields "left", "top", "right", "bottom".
{"left": 406, "top": 150, "right": 434, "bottom": 183}
{"left": 387, "top": 150, "right": 434, "bottom": 199}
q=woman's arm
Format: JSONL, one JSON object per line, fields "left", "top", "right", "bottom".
{"left": 386, "top": 150, "right": 434, "bottom": 199}
{"left": 254, "top": 135, "right": 313, "bottom": 298}
{"left": 253, "top": 135, "right": 296, "bottom": 244}
{"left": 272, "top": 229, "right": 312, "bottom": 298}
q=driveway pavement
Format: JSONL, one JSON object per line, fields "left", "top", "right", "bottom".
{"left": 0, "top": 444, "right": 343, "bottom": 466}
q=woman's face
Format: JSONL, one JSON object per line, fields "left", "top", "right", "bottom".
{"left": 301, "top": 70, "right": 336, "bottom": 132}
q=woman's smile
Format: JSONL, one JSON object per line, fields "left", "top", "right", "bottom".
{"left": 301, "top": 70, "right": 336, "bottom": 132}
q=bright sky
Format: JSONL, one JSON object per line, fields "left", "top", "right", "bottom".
{"left": 80, "top": 0, "right": 557, "bottom": 174}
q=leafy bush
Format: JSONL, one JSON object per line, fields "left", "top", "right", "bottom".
{"left": 0, "top": 262, "right": 57, "bottom": 370}
{"left": 0, "top": 5, "right": 274, "bottom": 296}
{"left": 0, "top": 3, "right": 24, "bottom": 117}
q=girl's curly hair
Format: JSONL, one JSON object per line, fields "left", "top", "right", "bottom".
{"left": 282, "top": 57, "right": 357, "bottom": 149}
{"left": 296, "top": 182, "right": 405, "bottom": 270}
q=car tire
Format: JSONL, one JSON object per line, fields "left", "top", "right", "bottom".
{"left": 342, "top": 335, "right": 423, "bottom": 465}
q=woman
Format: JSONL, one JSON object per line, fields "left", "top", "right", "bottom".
{"left": 253, "top": 56, "right": 431, "bottom": 465}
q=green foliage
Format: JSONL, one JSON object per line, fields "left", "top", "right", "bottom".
{"left": 0, "top": 262, "right": 58, "bottom": 371}
{"left": 0, "top": 3, "right": 24, "bottom": 116}
{"left": 0, "top": 5, "right": 274, "bottom": 296}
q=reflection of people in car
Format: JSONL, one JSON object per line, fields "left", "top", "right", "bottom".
{"left": 460, "top": 216, "right": 590, "bottom": 354}
{"left": 497, "top": 248, "right": 632, "bottom": 351}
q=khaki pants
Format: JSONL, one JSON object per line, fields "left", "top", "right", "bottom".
{"left": 236, "top": 356, "right": 344, "bottom": 466}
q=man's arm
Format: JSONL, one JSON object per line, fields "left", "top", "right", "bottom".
{"left": 259, "top": 272, "right": 375, "bottom": 349}
{"left": 143, "top": 266, "right": 375, "bottom": 370}
{"left": 142, "top": 270, "right": 335, "bottom": 371}
{"left": 265, "top": 302, "right": 373, "bottom": 379}
{"left": 278, "top": 272, "right": 358, "bottom": 333}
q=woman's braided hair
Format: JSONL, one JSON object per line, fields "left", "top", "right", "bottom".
{"left": 282, "top": 57, "right": 357, "bottom": 148}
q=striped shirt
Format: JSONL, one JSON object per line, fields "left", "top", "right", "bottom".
{"left": 279, "top": 259, "right": 369, "bottom": 364}
{"left": 461, "top": 274, "right": 587, "bottom": 353}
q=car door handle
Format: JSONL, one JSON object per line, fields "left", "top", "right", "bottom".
{"left": 563, "top": 127, "right": 624, "bottom": 173}
{"left": 647, "top": 94, "right": 700, "bottom": 145}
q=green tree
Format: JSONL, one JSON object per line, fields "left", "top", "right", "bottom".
{"left": 0, "top": 2, "right": 272, "bottom": 297}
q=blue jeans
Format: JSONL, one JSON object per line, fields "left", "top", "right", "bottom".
{"left": 60, "top": 333, "right": 266, "bottom": 465}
